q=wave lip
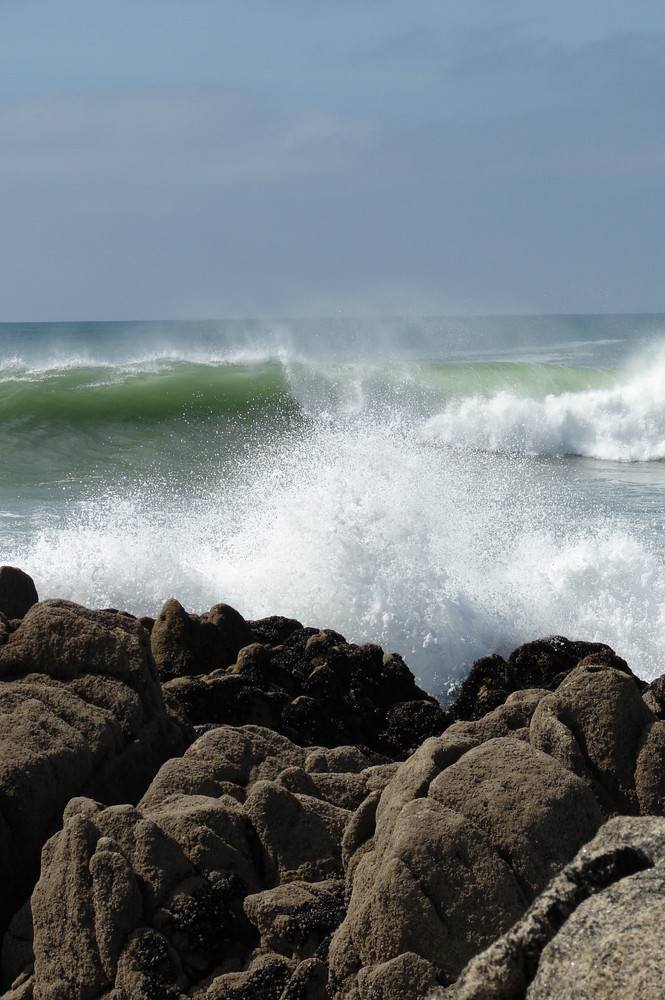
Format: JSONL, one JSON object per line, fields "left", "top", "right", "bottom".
{"left": 423, "top": 363, "right": 665, "bottom": 462}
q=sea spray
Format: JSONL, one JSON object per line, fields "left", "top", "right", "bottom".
{"left": 3, "top": 316, "right": 665, "bottom": 697}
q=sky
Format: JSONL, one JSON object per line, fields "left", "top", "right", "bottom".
{"left": 1, "top": 0, "right": 665, "bottom": 320}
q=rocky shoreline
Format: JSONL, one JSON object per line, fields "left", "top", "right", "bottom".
{"left": 0, "top": 565, "right": 664, "bottom": 998}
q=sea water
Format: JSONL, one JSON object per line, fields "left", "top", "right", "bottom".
{"left": 2, "top": 315, "right": 665, "bottom": 699}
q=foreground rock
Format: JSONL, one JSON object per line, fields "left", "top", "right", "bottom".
{"left": 1, "top": 725, "right": 397, "bottom": 997}
{"left": 6, "top": 658, "right": 665, "bottom": 998}
{"left": 437, "top": 815, "right": 665, "bottom": 999}
{"left": 0, "top": 597, "right": 191, "bottom": 940}
{"left": 3, "top": 571, "right": 665, "bottom": 999}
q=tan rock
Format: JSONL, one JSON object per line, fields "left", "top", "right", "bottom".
{"left": 244, "top": 781, "right": 350, "bottom": 885}
{"left": 429, "top": 737, "right": 602, "bottom": 899}
{"left": 530, "top": 664, "right": 654, "bottom": 813}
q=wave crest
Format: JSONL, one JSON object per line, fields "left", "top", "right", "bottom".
{"left": 423, "top": 360, "right": 665, "bottom": 462}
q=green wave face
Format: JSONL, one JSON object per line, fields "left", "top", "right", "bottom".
{"left": 420, "top": 361, "right": 618, "bottom": 397}
{"left": 0, "top": 360, "right": 301, "bottom": 427}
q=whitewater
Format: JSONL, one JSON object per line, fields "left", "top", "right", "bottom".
{"left": 2, "top": 316, "right": 665, "bottom": 699}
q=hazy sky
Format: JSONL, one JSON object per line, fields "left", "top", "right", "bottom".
{"left": 2, "top": 1, "right": 665, "bottom": 319}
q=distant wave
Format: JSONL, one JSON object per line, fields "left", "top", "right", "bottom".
{"left": 0, "top": 360, "right": 301, "bottom": 426}
{"left": 423, "top": 359, "right": 665, "bottom": 462}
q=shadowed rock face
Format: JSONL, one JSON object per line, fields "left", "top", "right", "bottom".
{"left": 0, "top": 597, "right": 192, "bottom": 940}
{"left": 0, "top": 566, "right": 38, "bottom": 621}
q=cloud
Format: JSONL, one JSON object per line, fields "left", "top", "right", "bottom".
{"left": 0, "top": 85, "right": 375, "bottom": 191}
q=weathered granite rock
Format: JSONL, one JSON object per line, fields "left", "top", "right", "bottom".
{"left": 243, "top": 879, "right": 346, "bottom": 959}
{"left": 530, "top": 663, "right": 656, "bottom": 814}
{"left": 245, "top": 781, "right": 350, "bottom": 885}
{"left": 151, "top": 599, "right": 258, "bottom": 680}
{"left": 0, "top": 567, "right": 38, "bottom": 621}
{"left": 437, "top": 815, "right": 665, "bottom": 999}
{"left": 0, "top": 599, "right": 191, "bottom": 939}
{"left": 203, "top": 952, "right": 295, "bottom": 999}
{"left": 429, "top": 737, "right": 603, "bottom": 900}
{"left": 329, "top": 731, "right": 601, "bottom": 994}
{"left": 2, "top": 723, "right": 363, "bottom": 996}
{"left": 3, "top": 604, "right": 664, "bottom": 1000}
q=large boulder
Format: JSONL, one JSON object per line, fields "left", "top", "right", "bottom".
{"left": 0, "top": 599, "right": 191, "bottom": 938}
{"left": 0, "top": 567, "right": 38, "bottom": 621}
{"left": 329, "top": 731, "right": 601, "bottom": 995}
{"left": 530, "top": 663, "right": 656, "bottom": 814}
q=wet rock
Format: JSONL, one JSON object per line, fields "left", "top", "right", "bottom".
{"left": 151, "top": 599, "right": 257, "bottom": 680}
{"left": 0, "top": 567, "right": 38, "bottom": 621}
{"left": 452, "top": 636, "right": 639, "bottom": 722}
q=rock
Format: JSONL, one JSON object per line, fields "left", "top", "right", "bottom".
{"left": 243, "top": 879, "right": 346, "bottom": 959}
{"left": 644, "top": 672, "right": 665, "bottom": 717}
{"left": 530, "top": 664, "right": 655, "bottom": 814}
{"left": 244, "top": 781, "right": 350, "bottom": 885}
{"left": 452, "top": 636, "right": 639, "bottom": 722}
{"left": 438, "top": 815, "right": 665, "bottom": 999}
{"left": 204, "top": 952, "right": 295, "bottom": 999}
{"left": 635, "top": 720, "right": 665, "bottom": 815}
{"left": 329, "top": 688, "right": 606, "bottom": 996}
{"left": 113, "top": 928, "right": 188, "bottom": 1000}
{"left": 151, "top": 599, "right": 257, "bottom": 680}
{"left": 328, "top": 797, "right": 526, "bottom": 991}
{"left": 0, "top": 600, "right": 190, "bottom": 939}
{"left": 429, "top": 737, "right": 603, "bottom": 900}
{"left": 355, "top": 952, "right": 440, "bottom": 1000}
{"left": 528, "top": 866, "right": 665, "bottom": 998}
{"left": 0, "top": 567, "right": 38, "bottom": 620}
{"left": 163, "top": 615, "right": 443, "bottom": 757}
{"left": 280, "top": 957, "right": 329, "bottom": 1000}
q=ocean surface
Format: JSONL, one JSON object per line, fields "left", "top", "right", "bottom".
{"left": 2, "top": 315, "right": 665, "bottom": 699}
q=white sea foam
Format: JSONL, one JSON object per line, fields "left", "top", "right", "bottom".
{"left": 9, "top": 409, "right": 665, "bottom": 695}
{"left": 423, "top": 349, "right": 665, "bottom": 462}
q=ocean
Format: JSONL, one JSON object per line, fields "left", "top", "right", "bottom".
{"left": 2, "top": 315, "right": 665, "bottom": 700}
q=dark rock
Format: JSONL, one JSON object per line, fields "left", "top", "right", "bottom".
{"left": 384, "top": 699, "right": 449, "bottom": 753}
{"left": 452, "top": 636, "right": 640, "bottom": 721}
{"left": 644, "top": 672, "right": 665, "bottom": 718}
{"left": 248, "top": 615, "right": 306, "bottom": 645}
{"left": 163, "top": 613, "right": 442, "bottom": 757}
{"left": 0, "top": 567, "right": 38, "bottom": 620}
